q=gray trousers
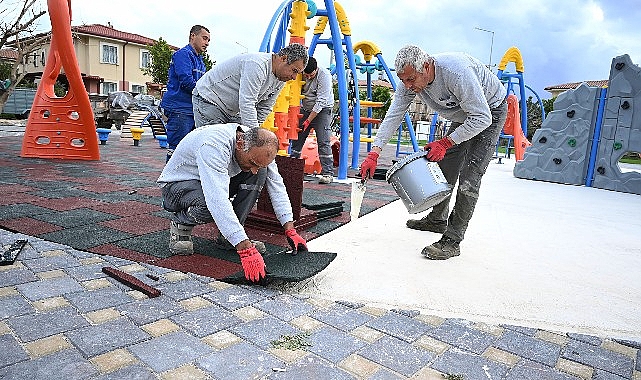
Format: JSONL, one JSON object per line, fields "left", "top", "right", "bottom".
{"left": 426, "top": 100, "right": 508, "bottom": 242}
{"left": 161, "top": 169, "right": 267, "bottom": 227}
{"left": 289, "top": 108, "right": 334, "bottom": 175}
{"left": 192, "top": 94, "right": 241, "bottom": 128}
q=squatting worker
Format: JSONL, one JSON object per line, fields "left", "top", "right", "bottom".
{"left": 289, "top": 56, "right": 336, "bottom": 185}
{"left": 161, "top": 24, "right": 210, "bottom": 162}
{"left": 157, "top": 124, "right": 308, "bottom": 283}
{"left": 192, "top": 43, "right": 309, "bottom": 128}
{"left": 360, "top": 45, "right": 507, "bottom": 260}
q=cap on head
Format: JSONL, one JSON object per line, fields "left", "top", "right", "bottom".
{"left": 304, "top": 56, "right": 317, "bottom": 74}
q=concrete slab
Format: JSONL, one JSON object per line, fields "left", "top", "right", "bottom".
{"left": 289, "top": 158, "right": 641, "bottom": 340}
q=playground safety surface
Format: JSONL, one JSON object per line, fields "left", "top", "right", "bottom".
{"left": 0, "top": 134, "right": 398, "bottom": 284}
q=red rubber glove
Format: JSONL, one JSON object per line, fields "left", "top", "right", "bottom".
{"left": 237, "top": 245, "right": 266, "bottom": 282}
{"left": 302, "top": 119, "right": 311, "bottom": 130}
{"left": 285, "top": 228, "right": 308, "bottom": 254}
{"left": 360, "top": 151, "right": 379, "bottom": 180}
{"left": 425, "top": 137, "right": 454, "bottom": 162}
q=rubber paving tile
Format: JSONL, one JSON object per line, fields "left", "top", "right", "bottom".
{"left": 0, "top": 134, "right": 398, "bottom": 283}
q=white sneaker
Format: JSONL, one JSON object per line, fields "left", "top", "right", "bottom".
{"left": 319, "top": 175, "right": 333, "bottom": 184}
{"left": 169, "top": 221, "right": 194, "bottom": 255}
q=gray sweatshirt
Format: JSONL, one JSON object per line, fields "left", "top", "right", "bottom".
{"left": 301, "top": 66, "right": 334, "bottom": 113}
{"left": 373, "top": 52, "right": 506, "bottom": 147}
{"left": 157, "top": 124, "right": 293, "bottom": 246}
{"left": 194, "top": 53, "right": 285, "bottom": 128}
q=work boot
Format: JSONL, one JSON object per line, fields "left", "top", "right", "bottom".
{"left": 422, "top": 236, "right": 461, "bottom": 260}
{"left": 319, "top": 174, "right": 333, "bottom": 184}
{"left": 169, "top": 221, "right": 194, "bottom": 255}
{"left": 406, "top": 216, "right": 447, "bottom": 233}
{"left": 214, "top": 235, "right": 266, "bottom": 254}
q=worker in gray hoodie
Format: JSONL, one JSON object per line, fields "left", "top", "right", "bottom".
{"left": 192, "top": 43, "right": 308, "bottom": 128}
{"left": 157, "top": 124, "right": 308, "bottom": 283}
{"left": 361, "top": 45, "right": 507, "bottom": 260}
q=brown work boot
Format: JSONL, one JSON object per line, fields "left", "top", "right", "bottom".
{"left": 422, "top": 236, "right": 460, "bottom": 260}
{"left": 406, "top": 216, "right": 447, "bottom": 233}
{"left": 169, "top": 221, "right": 194, "bottom": 255}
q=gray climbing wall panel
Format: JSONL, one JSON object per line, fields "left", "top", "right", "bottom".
{"left": 513, "top": 84, "right": 600, "bottom": 185}
{"left": 514, "top": 54, "right": 641, "bottom": 196}
{"left": 591, "top": 54, "right": 641, "bottom": 194}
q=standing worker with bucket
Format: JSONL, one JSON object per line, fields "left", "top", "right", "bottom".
{"left": 360, "top": 45, "right": 507, "bottom": 260}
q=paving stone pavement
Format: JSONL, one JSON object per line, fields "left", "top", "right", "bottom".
{"left": 1, "top": 229, "right": 640, "bottom": 380}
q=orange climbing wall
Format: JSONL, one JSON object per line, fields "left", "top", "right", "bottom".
{"left": 21, "top": 0, "right": 99, "bottom": 160}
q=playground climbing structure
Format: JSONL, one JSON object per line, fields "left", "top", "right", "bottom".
{"left": 514, "top": 54, "right": 641, "bottom": 195}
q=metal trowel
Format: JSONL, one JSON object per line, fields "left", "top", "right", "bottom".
{"left": 350, "top": 178, "right": 367, "bottom": 219}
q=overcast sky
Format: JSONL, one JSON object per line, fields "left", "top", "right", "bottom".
{"left": 37, "top": 0, "right": 641, "bottom": 100}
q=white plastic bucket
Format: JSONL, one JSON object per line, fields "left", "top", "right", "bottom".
{"left": 386, "top": 151, "right": 452, "bottom": 214}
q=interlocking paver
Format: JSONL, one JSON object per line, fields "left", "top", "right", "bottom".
{"left": 562, "top": 339, "right": 634, "bottom": 378}
{"left": 358, "top": 335, "right": 434, "bottom": 377}
{"left": 366, "top": 312, "right": 433, "bottom": 343}
{"left": 495, "top": 328, "right": 562, "bottom": 367}
{"left": 568, "top": 332, "right": 604, "bottom": 346}
{"left": 0, "top": 294, "right": 35, "bottom": 319}
{"left": 20, "top": 254, "right": 81, "bottom": 273}
{"left": 270, "top": 355, "right": 356, "bottom": 380}
{"left": 0, "top": 267, "right": 38, "bottom": 287}
{"left": 430, "top": 347, "right": 509, "bottom": 380}
{"left": 7, "top": 306, "right": 89, "bottom": 341}
{"left": 255, "top": 294, "right": 315, "bottom": 321}
{"left": 169, "top": 305, "right": 242, "bottom": 338}
{"left": 66, "top": 317, "right": 150, "bottom": 357}
{"left": 504, "top": 359, "right": 579, "bottom": 380}
{"left": 307, "top": 326, "right": 366, "bottom": 362}
{"left": 230, "top": 315, "right": 299, "bottom": 349}
{"left": 65, "top": 263, "right": 108, "bottom": 281}
{"left": 311, "top": 304, "right": 374, "bottom": 332}
{"left": 502, "top": 324, "right": 539, "bottom": 336}
{"left": 196, "top": 341, "right": 284, "bottom": 380}
{"left": 66, "top": 286, "right": 133, "bottom": 313}
{"left": 369, "top": 368, "right": 406, "bottom": 379}
{"left": 16, "top": 276, "right": 84, "bottom": 301}
{"left": 0, "top": 333, "right": 29, "bottom": 368}
{"left": 592, "top": 368, "right": 629, "bottom": 379}
{"left": 427, "top": 318, "right": 498, "bottom": 355}
{"left": 23, "top": 334, "right": 72, "bottom": 358}
{"left": 93, "top": 364, "right": 156, "bottom": 380}
{"left": 128, "top": 331, "right": 212, "bottom": 373}
{"left": 155, "top": 278, "right": 212, "bottom": 300}
{"left": 0, "top": 349, "right": 99, "bottom": 379}
{"left": 203, "top": 284, "right": 266, "bottom": 310}
{"left": 118, "top": 296, "right": 184, "bottom": 325}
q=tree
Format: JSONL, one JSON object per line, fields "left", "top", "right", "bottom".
{"left": 526, "top": 96, "right": 556, "bottom": 139}
{"left": 0, "top": 0, "right": 47, "bottom": 114}
{"left": 142, "top": 37, "right": 173, "bottom": 84}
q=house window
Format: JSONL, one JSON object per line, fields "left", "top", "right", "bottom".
{"left": 140, "top": 49, "right": 151, "bottom": 69}
{"left": 131, "top": 84, "right": 145, "bottom": 94}
{"left": 100, "top": 43, "right": 118, "bottom": 64}
{"left": 102, "top": 81, "right": 118, "bottom": 94}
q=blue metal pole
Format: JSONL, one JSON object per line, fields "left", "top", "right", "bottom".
{"left": 324, "top": 0, "right": 349, "bottom": 180}
{"left": 585, "top": 87, "right": 608, "bottom": 187}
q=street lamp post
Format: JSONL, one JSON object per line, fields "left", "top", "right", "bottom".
{"left": 235, "top": 41, "right": 248, "bottom": 54}
{"left": 474, "top": 27, "right": 495, "bottom": 68}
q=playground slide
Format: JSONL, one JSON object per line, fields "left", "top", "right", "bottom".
{"left": 503, "top": 94, "right": 531, "bottom": 161}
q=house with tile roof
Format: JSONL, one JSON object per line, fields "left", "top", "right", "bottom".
{"left": 18, "top": 23, "right": 175, "bottom": 95}
{"left": 544, "top": 79, "right": 609, "bottom": 98}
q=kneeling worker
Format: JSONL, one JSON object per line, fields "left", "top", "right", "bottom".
{"left": 157, "top": 124, "right": 308, "bottom": 282}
